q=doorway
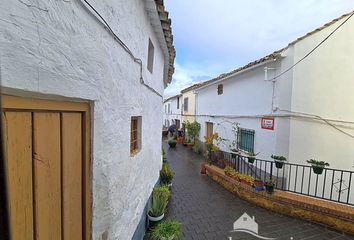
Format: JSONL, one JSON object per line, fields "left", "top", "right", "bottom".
{"left": 2, "top": 95, "right": 92, "bottom": 240}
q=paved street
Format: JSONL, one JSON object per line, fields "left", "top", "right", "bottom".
{"left": 164, "top": 141, "right": 354, "bottom": 240}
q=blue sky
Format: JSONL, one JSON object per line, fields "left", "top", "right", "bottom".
{"left": 163, "top": 0, "right": 354, "bottom": 97}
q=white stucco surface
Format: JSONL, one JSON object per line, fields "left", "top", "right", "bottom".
{"left": 0, "top": 0, "right": 167, "bottom": 238}
{"left": 181, "top": 90, "right": 197, "bottom": 123}
{"left": 163, "top": 96, "right": 182, "bottom": 128}
{"left": 288, "top": 16, "right": 354, "bottom": 170}
{"left": 195, "top": 63, "right": 286, "bottom": 160}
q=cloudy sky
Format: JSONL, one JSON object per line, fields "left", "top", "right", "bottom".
{"left": 163, "top": 0, "right": 354, "bottom": 97}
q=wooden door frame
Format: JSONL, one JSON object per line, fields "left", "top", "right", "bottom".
{"left": 2, "top": 94, "right": 92, "bottom": 240}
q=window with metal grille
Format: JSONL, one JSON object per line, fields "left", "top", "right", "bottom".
{"left": 238, "top": 128, "right": 255, "bottom": 153}
{"left": 217, "top": 84, "right": 223, "bottom": 95}
{"left": 184, "top": 97, "right": 188, "bottom": 111}
{"left": 130, "top": 116, "right": 142, "bottom": 155}
{"left": 147, "top": 39, "right": 154, "bottom": 73}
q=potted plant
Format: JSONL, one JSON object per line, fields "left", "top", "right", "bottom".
{"left": 230, "top": 148, "right": 238, "bottom": 159}
{"left": 264, "top": 179, "right": 275, "bottom": 194}
{"left": 148, "top": 186, "right": 170, "bottom": 224}
{"left": 224, "top": 166, "right": 240, "bottom": 181}
{"left": 160, "top": 163, "right": 174, "bottom": 187}
{"left": 183, "top": 137, "right": 189, "bottom": 146}
{"left": 187, "top": 140, "right": 194, "bottom": 149}
{"left": 185, "top": 121, "right": 201, "bottom": 145}
{"left": 247, "top": 152, "right": 258, "bottom": 164}
{"left": 254, "top": 178, "right": 264, "bottom": 191}
{"left": 162, "top": 149, "right": 167, "bottom": 163}
{"left": 149, "top": 220, "right": 182, "bottom": 240}
{"left": 239, "top": 174, "right": 254, "bottom": 186}
{"left": 225, "top": 122, "right": 240, "bottom": 157}
{"left": 200, "top": 163, "right": 207, "bottom": 174}
{"left": 271, "top": 155, "right": 287, "bottom": 169}
{"left": 193, "top": 141, "right": 202, "bottom": 154}
{"left": 307, "top": 159, "right": 330, "bottom": 175}
{"left": 204, "top": 133, "right": 220, "bottom": 164}
{"left": 168, "top": 139, "right": 177, "bottom": 148}
{"left": 176, "top": 136, "right": 183, "bottom": 144}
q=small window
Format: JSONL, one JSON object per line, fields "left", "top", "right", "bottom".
{"left": 130, "top": 116, "right": 142, "bottom": 155}
{"left": 184, "top": 98, "right": 189, "bottom": 111}
{"left": 217, "top": 84, "right": 223, "bottom": 95}
{"left": 238, "top": 128, "right": 255, "bottom": 153}
{"left": 165, "top": 104, "right": 167, "bottom": 113}
{"left": 168, "top": 103, "right": 171, "bottom": 113}
{"left": 177, "top": 97, "right": 180, "bottom": 109}
{"left": 147, "top": 39, "right": 154, "bottom": 73}
{"left": 206, "top": 122, "right": 213, "bottom": 139}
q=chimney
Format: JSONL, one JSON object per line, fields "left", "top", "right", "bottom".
{"left": 252, "top": 216, "right": 255, "bottom": 221}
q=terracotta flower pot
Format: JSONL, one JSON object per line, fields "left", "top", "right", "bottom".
{"left": 200, "top": 163, "right": 206, "bottom": 174}
{"left": 187, "top": 142, "right": 194, "bottom": 149}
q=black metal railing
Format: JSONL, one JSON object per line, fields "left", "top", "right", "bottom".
{"left": 214, "top": 150, "right": 354, "bottom": 206}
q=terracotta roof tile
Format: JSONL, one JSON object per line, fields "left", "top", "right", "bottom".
{"left": 155, "top": 0, "right": 176, "bottom": 83}
{"left": 194, "top": 10, "right": 354, "bottom": 90}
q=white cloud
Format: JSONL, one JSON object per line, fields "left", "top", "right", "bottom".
{"left": 164, "top": 0, "right": 354, "bottom": 96}
{"left": 164, "top": 62, "right": 213, "bottom": 97}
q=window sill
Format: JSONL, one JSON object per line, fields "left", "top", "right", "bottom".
{"left": 130, "top": 149, "right": 141, "bottom": 157}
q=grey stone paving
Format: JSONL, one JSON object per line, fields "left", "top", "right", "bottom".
{"left": 164, "top": 141, "right": 354, "bottom": 240}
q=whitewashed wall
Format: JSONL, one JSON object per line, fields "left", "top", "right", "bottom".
{"left": 195, "top": 63, "right": 287, "bottom": 160}
{"left": 288, "top": 16, "right": 354, "bottom": 171}
{"left": 163, "top": 96, "right": 182, "bottom": 128}
{"left": 0, "top": 0, "right": 167, "bottom": 238}
{"left": 181, "top": 90, "right": 197, "bottom": 123}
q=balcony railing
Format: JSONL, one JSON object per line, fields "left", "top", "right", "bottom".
{"left": 213, "top": 150, "right": 354, "bottom": 206}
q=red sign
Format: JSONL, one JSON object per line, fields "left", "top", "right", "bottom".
{"left": 261, "top": 118, "right": 274, "bottom": 130}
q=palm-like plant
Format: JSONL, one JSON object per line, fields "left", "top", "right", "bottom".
{"left": 149, "top": 186, "right": 170, "bottom": 217}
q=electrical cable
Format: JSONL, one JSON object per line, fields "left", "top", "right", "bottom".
{"left": 166, "top": 112, "right": 354, "bottom": 138}
{"left": 271, "top": 11, "right": 354, "bottom": 81}
{"left": 276, "top": 108, "right": 354, "bottom": 138}
{"left": 81, "top": 0, "right": 163, "bottom": 98}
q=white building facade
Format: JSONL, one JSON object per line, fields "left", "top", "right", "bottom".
{"left": 163, "top": 94, "right": 182, "bottom": 129}
{"left": 0, "top": 0, "right": 175, "bottom": 239}
{"left": 195, "top": 12, "right": 354, "bottom": 204}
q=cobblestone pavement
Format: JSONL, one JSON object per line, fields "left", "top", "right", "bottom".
{"left": 164, "top": 142, "right": 354, "bottom": 240}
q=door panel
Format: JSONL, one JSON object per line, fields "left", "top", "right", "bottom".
{"left": 3, "top": 95, "right": 91, "bottom": 240}
{"left": 62, "top": 113, "right": 83, "bottom": 240}
{"left": 33, "top": 113, "right": 61, "bottom": 240}
{"left": 4, "top": 112, "right": 33, "bottom": 240}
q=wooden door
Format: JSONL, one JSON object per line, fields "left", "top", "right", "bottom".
{"left": 206, "top": 122, "right": 214, "bottom": 138}
{"left": 2, "top": 95, "right": 91, "bottom": 240}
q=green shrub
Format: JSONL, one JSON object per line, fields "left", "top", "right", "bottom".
{"left": 160, "top": 163, "right": 174, "bottom": 185}
{"left": 168, "top": 139, "right": 177, "bottom": 144}
{"left": 185, "top": 121, "right": 200, "bottom": 143}
{"left": 150, "top": 220, "right": 182, "bottom": 240}
{"left": 271, "top": 155, "right": 287, "bottom": 161}
{"left": 306, "top": 159, "right": 330, "bottom": 167}
{"left": 193, "top": 141, "right": 202, "bottom": 154}
{"left": 162, "top": 148, "right": 167, "bottom": 163}
{"left": 149, "top": 186, "right": 170, "bottom": 217}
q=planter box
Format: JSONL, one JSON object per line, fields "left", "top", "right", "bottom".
{"left": 205, "top": 164, "right": 354, "bottom": 235}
